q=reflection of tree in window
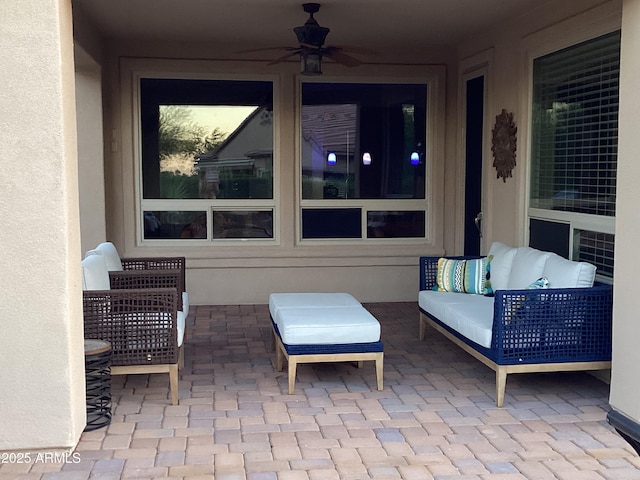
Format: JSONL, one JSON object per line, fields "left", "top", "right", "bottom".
{"left": 158, "top": 105, "right": 227, "bottom": 199}
{"left": 141, "top": 78, "right": 274, "bottom": 201}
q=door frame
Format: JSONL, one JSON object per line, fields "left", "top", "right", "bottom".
{"left": 457, "top": 50, "right": 493, "bottom": 255}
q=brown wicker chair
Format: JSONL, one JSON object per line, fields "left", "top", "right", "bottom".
{"left": 87, "top": 242, "right": 189, "bottom": 316}
{"left": 81, "top": 254, "right": 185, "bottom": 405}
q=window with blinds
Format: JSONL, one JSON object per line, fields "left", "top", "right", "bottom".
{"left": 530, "top": 31, "right": 620, "bottom": 217}
{"left": 574, "top": 230, "right": 615, "bottom": 279}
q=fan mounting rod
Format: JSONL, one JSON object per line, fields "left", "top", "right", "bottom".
{"left": 302, "top": 3, "right": 321, "bottom": 14}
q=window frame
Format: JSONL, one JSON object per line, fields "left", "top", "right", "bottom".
{"left": 133, "top": 73, "right": 280, "bottom": 246}
{"left": 525, "top": 30, "right": 620, "bottom": 282}
{"left": 296, "top": 75, "right": 437, "bottom": 245}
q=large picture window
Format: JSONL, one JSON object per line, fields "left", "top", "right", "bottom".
{"left": 300, "top": 81, "right": 428, "bottom": 240}
{"left": 529, "top": 31, "right": 619, "bottom": 278}
{"left": 139, "top": 78, "right": 274, "bottom": 242}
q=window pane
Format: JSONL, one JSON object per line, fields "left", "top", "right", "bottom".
{"left": 212, "top": 210, "right": 273, "bottom": 239}
{"left": 143, "top": 211, "right": 207, "bottom": 239}
{"left": 141, "top": 79, "right": 273, "bottom": 200}
{"left": 367, "top": 211, "right": 425, "bottom": 238}
{"left": 301, "top": 208, "right": 362, "bottom": 239}
{"left": 301, "top": 83, "right": 426, "bottom": 200}
{"left": 574, "top": 229, "right": 614, "bottom": 278}
{"left": 530, "top": 32, "right": 619, "bottom": 216}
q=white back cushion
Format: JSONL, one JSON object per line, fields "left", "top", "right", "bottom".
{"left": 542, "top": 253, "right": 596, "bottom": 288}
{"left": 94, "top": 242, "right": 123, "bottom": 271}
{"left": 508, "top": 247, "right": 550, "bottom": 289}
{"left": 81, "top": 254, "right": 111, "bottom": 291}
{"left": 487, "top": 242, "right": 517, "bottom": 291}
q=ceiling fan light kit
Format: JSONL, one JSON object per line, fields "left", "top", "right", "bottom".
{"left": 300, "top": 49, "right": 323, "bottom": 75}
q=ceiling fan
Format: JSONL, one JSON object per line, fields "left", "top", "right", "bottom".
{"left": 246, "top": 3, "right": 364, "bottom": 75}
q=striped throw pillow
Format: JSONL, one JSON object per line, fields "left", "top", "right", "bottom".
{"left": 434, "top": 257, "right": 492, "bottom": 295}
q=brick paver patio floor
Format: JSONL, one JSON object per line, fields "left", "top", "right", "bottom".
{"left": 2, "top": 302, "right": 639, "bottom": 479}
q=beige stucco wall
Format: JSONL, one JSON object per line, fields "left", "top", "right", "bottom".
{"left": 0, "top": 0, "right": 85, "bottom": 450}
{"left": 76, "top": 46, "right": 107, "bottom": 255}
{"left": 609, "top": 0, "right": 640, "bottom": 420}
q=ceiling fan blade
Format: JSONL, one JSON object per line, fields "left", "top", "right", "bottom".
{"left": 323, "top": 49, "right": 362, "bottom": 67}
{"left": 267, "top": 51, "right": 301, "bottom": 65}
{"left": 234, "top": 46, "right": 298, "bottom": 54}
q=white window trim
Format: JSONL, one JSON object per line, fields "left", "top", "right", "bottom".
{"left": 521, "top": 22, "right": 620, "bottom": 282}
{"left": 294, "top": 71, "right": 445, "bottom": 246}
{"left": 132, "top": 71, "right": 281, "bottom": 247}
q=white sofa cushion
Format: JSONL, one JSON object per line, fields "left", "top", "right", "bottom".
{"left": 508, "top": 247, "right": 551, "bottom": 289}
{"left": 542, "top": 253, "right": 596, "bottom": 288}
{"left": 275, "top": 305, "right": 380, "bottom": 345}
{"left": 419, "top": 290, "right": 494, "bottom": 348}
{"left": 268, "top": 292, "right": 361, "bottom": 319}
{"left": 81, "top": 254, "right": 111, "bottom": 291}
{"left": 487, "top": 242, "right": 517, "bottom": 291}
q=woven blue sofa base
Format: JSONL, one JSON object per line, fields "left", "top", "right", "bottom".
{"left": 271, "top": 318, "right": 383, "bottom": 356}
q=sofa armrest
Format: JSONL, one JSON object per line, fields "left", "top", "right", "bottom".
{"left": 491, "top": 284, "right": 613, "bottom": 364}
{"left": 419, "top": 255, "right": 482, "bottom": 291}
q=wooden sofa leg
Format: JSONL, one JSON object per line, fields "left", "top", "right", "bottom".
{"left": 496, "top": 368, "right": 507, "bottom": 408}
{"left": 419, "top": 313, "right": 426, "bottom": 340}
{"left": 169, "top": 364, "right": 179, "bottom": 405}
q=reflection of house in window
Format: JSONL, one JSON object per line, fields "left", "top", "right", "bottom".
{"left": 196, "top": 107, "right": 273, "bottom": 199}
{"left": 300, "top": 83, "right": 427, "bottom": 201}
{"left": 301, "top": 104, "right": 357, "bottom": 199}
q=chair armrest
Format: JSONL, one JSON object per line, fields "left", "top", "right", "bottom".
{"left": 121, "top": 256, "right": 185, "bottom": 274}
{"left": 492, "top": 284, "right": 613, "bottom": 364}
{"left": 108, "top": 269, "right": 184, "bottom": 310}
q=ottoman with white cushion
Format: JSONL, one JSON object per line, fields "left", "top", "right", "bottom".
{"left": 269, "top": 293, "right": 384, "bottom": 394}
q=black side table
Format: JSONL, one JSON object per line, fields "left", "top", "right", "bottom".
{"left": 84, "top": 339, "right": 112, "bottom": 431}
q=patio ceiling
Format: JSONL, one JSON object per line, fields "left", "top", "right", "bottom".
{"left": 73, "top": 0, "right": 546, "bottom": 62}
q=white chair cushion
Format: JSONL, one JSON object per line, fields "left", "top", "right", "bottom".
{"left": 182, "top": 292, "right": 189, "bottom": 318}
{"left": 419, "top": 290, "right": 494, "bottom": 348}
{"left": 508, "top": 247, "right": 551, "bottom": 289}
{"left": 81, "top": 254, "right": 111, "bottom": 291}
{"left": 268, "top": 292, "right": 361, "bottom": 319}
{"left": 542, "top": 253, "right": 596, "bottom": 288}
{"left": 487, "top": 242, "right": 517, "bottom": 291}
{"left": 94, "top": 242, "right": 124, "bottom": 271}
{"left": 275, "top": 305, "right": 380, "bottom": 345}
{"left": 177, "top": 310, "right": 186, "bottom": 347}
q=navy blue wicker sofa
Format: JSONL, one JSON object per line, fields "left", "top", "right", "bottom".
{"left": 418, "top": 242, "right": 612, "bottom": 407}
